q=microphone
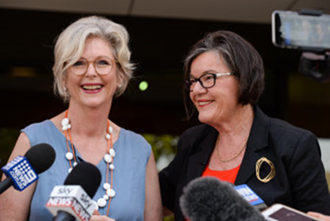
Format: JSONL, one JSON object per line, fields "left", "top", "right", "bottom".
{"left": 46, "top": 162, "right": 102, "bottom": 221}
{"left": 234, "top": 184, "right": 267, "bottom": 211}
{"left": 0, "top": 143, "right": 56, "bottom": 194}
{"left": 179, "top": 177, "right": 266, "bottom": 221}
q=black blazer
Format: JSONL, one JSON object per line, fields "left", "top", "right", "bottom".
{"left": 159, "top": 106, "right": 330, "bottom": 221}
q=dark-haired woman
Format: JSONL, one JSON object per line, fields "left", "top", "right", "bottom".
{"left": 159, "top": 30, "right": 330, "bottom": 221}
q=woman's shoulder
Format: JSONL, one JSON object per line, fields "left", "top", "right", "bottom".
{"left": 181, "top": 124, "right": 216, "bottom": 140}
{"left": 22, "top": 120, "right": 53, "bottom": 132}
{"left": 119, "top": 128, "right": 151, "bottom": 152}
{"left": 255, "top": 106, "right": 316, "bottom": 140}
{"left": 265, "top": 115, "right": 320, "bottom": 157}
{"left": 120, "top": 128, "right": 148, "bottom": 142}
{"left": 177, "top": 124, "right": 217, "bottom": 153}
{"left": 268, "top": 116, "right": 315, "bottom": 139}
{"left": 22, "top": 120, "right": 63, "bottom": 145}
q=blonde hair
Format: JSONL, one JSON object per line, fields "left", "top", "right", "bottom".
{"left": 53, "top": 16, "right": 134, "bottom": 102}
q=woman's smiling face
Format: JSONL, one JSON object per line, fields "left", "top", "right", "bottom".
{"left": 65, "top": 37, "right": 120, "bottom": 109}
{"left": 189, "top": 51, "right": 240, "bottom": 126}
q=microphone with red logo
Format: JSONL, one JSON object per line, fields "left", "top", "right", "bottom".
{"left": 0, "top": 143, "right": 56, "bottom": 194}
{"left": 46, "top": 162, "right": 102, "bottom": 221}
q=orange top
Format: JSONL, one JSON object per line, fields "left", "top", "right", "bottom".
{"left": 201, "top": 164, "right": 241, "bottom": 184}
{"left": 184, "top": 165, "right": 241, "bottom": 221}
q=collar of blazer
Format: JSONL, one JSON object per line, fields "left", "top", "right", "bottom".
{"left": 236, "top": 106, "right": 271, "bottom": 184}
{"left": 185, "top": 106, "right": 271, "bottom": 185}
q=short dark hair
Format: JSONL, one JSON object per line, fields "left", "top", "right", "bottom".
{"left": 183, "top": 31, "right": 265, "bottom": 118}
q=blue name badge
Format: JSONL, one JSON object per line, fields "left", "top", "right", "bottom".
{"left": 2, "top": 156, "right": 38, "bottom": 191}
{"left": 234, "top": 184, "right": 265, "bottom": 206}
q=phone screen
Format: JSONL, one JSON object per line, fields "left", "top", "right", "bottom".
{"left": 269, "top": 207, "right": 318, "bottom": 221}
{"left": 272, "top": 10, "right": 330, "bottom": 50}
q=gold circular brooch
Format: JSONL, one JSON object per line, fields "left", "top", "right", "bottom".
{"left": 255, "top": 157, "right": 276, "bottom": 183}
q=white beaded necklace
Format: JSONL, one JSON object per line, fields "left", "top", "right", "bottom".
{"left": 61, "top": 110, "right": 116, "bottom": 214}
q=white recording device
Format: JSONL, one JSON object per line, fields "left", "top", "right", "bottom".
{"left": 262, "top": 203, "right": 321, "bottom": 221}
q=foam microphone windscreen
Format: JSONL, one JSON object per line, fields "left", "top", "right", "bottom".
{"left": 24, "top": 143, "right": 56, "bottom": 174}
{"left": 180, "top": 177, "right": 266, "bottom": 221}
{"left": 64, "top": 162, "right": 102, "bottom": 198}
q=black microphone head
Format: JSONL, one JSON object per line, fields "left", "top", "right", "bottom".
{"left": 64, "top": 162, "right": 101, "bottom": 198}
{"left": 180, "top": 177, "right": 266, "bottom": 221}
{"left": 24, "top": 143, "right": 56, "bottom": 174}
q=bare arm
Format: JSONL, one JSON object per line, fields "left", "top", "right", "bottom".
{"left": 0, "top": 132, "right": 36, "bottom": 221}
{"left": 144, "top": 152, "right": 162, "bottom": 221}
{"left": 307, "top": 212, "right": 330, "bottom": 221}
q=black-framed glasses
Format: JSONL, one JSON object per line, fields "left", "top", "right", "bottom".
{"left": 69, "top": 57, "right": 116, "bottom": 76}
{"left": 184, "top": 72, "right": 234, "bottom": 91}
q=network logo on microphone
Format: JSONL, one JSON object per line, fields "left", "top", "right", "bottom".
{"left": 46, "top": 185, "right": 96, "bottom": 221}
{"left": 1, "top": 156, "right": 38, "bottom": 191}
{"left": 234, "top": 184, "right": 267, "bottom": 210}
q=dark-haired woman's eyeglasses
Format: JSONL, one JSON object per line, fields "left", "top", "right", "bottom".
{"left": 185, "top": 72, "right": 234, "bottom": 91}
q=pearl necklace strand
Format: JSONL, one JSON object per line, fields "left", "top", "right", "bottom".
{"left": 61, "top": 110, "right": 116, "bottom": 213}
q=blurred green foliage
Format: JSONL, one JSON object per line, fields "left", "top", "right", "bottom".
{"left": 164, "top": 215, "right": 175, "bottom": 221}
{"left": 142, "top": 133, "right": 178, "bottom": 161}
{"left": 142, "top": 133, "right": 178, "bottom": 172}
{"left": 142, "top": 133, "right": 178, "bottom": 221}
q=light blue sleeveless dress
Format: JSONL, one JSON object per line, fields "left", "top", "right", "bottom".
{"left": 22, "top": 120, "right": 151, "bottom": 221}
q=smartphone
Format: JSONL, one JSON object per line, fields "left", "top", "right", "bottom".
{"left": 272, "top": 10, "right": 330, "bottom": 50}
{"left": 262, "top": 204, "right": 321, "bottom": 221}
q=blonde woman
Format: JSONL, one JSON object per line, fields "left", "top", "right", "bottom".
{"left": 0, "top": 16, "right": 162, "bottom": 221}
